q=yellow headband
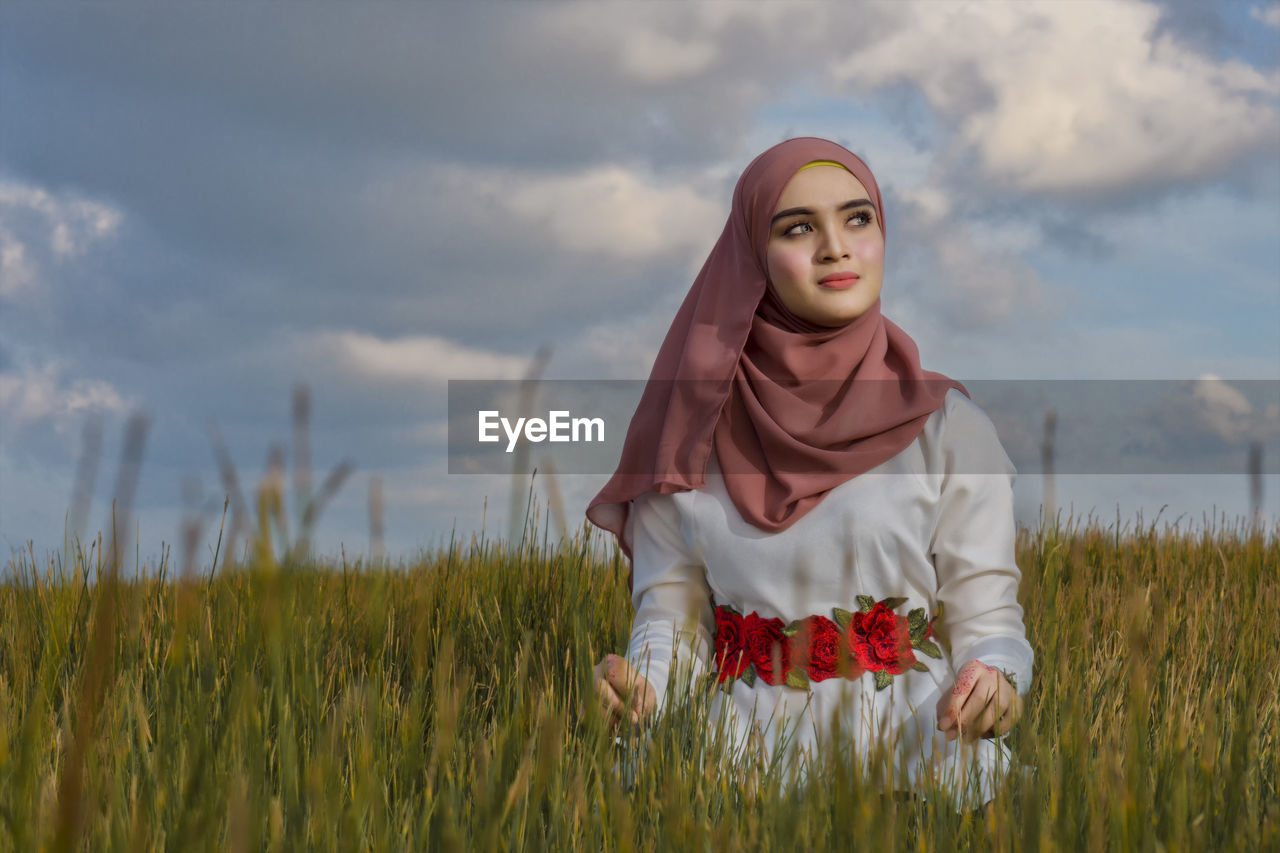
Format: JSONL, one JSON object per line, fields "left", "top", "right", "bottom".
{"left": 796, "top": 159, "right": 849, "bottom": 173}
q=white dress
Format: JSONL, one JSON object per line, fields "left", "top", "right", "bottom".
{"left": 623, "top": 389, "right": 1034, "bottom": 810}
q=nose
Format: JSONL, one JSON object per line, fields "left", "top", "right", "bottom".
{"left": 815, "top": 226, "right": 851, "bottom": 261}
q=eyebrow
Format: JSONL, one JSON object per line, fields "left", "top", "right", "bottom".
{"left": 771, "top": 198, "right": 875, "bottom": 226}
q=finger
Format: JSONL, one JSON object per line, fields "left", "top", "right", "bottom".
{"left": 953, "top": 673, "right": 998, "bottom": 741}
{"left": 989, "top": 690, "right": 1023, "bottom": 737}
{"left": 598, "top": 657, "right": 656, "bottom": 729}
{"left": 987, "top": 702, "right": 1015, "bottom": 738}
{"left": 936, "top": 690, "right": 955, "bottom": 730}
{"left": 636, "top": 677, "right": 657, "bottom": 715}
{"left": 595, "top": 675, "right": 629, "bottom": 725}
{"left": 966, "top": 694, "right": 1003, "bottom": 743}
{"left": 938, "top": 686, "right": 964, "bottom": 730}
{"left": 983, "top": 681, "right": 1013, "bottom": 738}
{"left": 608, "top": 655, "right": 645, "bottom": 696}
{"left": 971, "top": 677, "right": 1011, "bottom": 740}
{"left": 595, "top": 674, "right": 623, "bottom": 713}
{"left": 604, "top": 654, "right": 655, "bottom": 714}
{"left": 959, "top": 673, "right": 996, "bottom": 726}
{"left": 939, "top": 661, "right": 986, "bottom": 730}
{"left": 603, "top": 654, "right": 638, "bottom": 696}
{"left": 995, "top": 678, "right": 1016, "bottom": 728}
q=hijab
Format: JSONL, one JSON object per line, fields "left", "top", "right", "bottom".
{"left": 586, "top": 137, "right": 965, "bottom": 583}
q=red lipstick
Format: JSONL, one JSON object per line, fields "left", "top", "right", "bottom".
{"left": 817, "top": 272, "right": 859, "bottom": 290}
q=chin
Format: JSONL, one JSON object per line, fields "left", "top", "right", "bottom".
{"left": 814, "top": 303, "right": 874, "bottom": 326}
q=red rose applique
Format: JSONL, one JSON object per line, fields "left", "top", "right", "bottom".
{"left": 713, "top": 597, "right": 940, "bottom": 692}
{"left": 713, "top": 607, "right": 749, "bottom": 682}
{"left": 789, "top": 615, "right": 853, "bottom": 682}
{"left": 847, "top": 602, "right": 917, "bottom": 675}
{"left": 744, "top": 612, "right": 790, "bottom": 686}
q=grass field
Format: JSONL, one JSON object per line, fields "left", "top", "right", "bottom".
{"left": 1, "top": 501, "right": 1276, "bottom": 851}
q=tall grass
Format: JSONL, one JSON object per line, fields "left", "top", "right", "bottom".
{"left": 1, "top": 503, "right": 1276, "bottom": 850}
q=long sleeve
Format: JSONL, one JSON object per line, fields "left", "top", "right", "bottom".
{"left": 929, "top": 393, "right": 1035, "bottom": 697}
{"left": 624, "top": 491, "right": 715, "bottom": 713}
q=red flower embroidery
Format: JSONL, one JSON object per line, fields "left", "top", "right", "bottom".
{"left": 713, "top": 608, "right": 750, "bottom": 682}
{"left": 847, "top": 602, "right": 917, "bottom": 675}
{"left": 744, "top": 612, "right": 791, "bottom": 686}
{"left": 713, "top": 599, "right": 929, "bottom": 690}
{"left": 789, "top": 615, "right": 850, "bottom": 682}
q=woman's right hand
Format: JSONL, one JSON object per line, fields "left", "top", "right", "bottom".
{"left": 592, "top": 653, "right": 657, "bottom": 731}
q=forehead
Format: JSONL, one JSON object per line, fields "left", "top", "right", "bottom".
{"left": 773, "top": 166, "right": 872, "bottom": 212}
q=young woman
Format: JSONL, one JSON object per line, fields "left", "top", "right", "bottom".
{"left": 586, "top": 137, "right": 1032, "bottom": 811}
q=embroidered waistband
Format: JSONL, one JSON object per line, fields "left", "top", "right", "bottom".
{"left": 713, "top": 596, "right": 942, "bottom": 691}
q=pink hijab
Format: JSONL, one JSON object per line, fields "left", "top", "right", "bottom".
{"left": 586, "top": 137, "right": 964, "bottom": 580}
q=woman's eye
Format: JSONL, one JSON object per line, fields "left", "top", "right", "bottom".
{"left": 781, "top": 212, "right": 871, "bottom": 237}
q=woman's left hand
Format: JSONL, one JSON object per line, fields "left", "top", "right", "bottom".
{"left": 936, "top": 661, "right": 1022, "bottom": 742}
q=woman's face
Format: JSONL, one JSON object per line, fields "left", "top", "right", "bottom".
{"left": 765, "top": 165, "right": 884, "bottom": 327}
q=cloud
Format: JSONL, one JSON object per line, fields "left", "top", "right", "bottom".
{"left": 1117, "top": 376, "right": 1280, "bottom": 467}
{"left": 1253, "top": 3, "right": 1280, "bottom": 30}
{"left": 295, "top": 330, "right": 530, "bottom": 385}
{"left": 617, "top": 26, "right": 718, "bottom": 85}
{"left": 485, "top": 166, "right": 724, "bottom": 261}
{"left": 0, "top": 360, "right": 130, "bottom": 433}
{"left": 1, "top": 1, "right": 1275, "bottom": 557}
{"left": 885, "top": 184, "right": 1060, "bottom": 332}
{"left": 7, "top": 1, "right": 1269, "bottom": 354}
{"left": 2, "top": 2, "right": 781, "bottom": 186}
{"left": 363, "top": 159, "right": 724, "bottom": 265}
{"left": 832, "top": 1, "right": 1280, "bottom": 198}
{"left": 1163, "top": 375, "right": 1280, "bottom": 445}
{"left": 0, "top": 180, "right": 122, "bottom": 301}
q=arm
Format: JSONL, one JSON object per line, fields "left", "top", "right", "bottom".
{"left": 929, "top": 393, "right": 1034, "bottom": 699}
{"left": 624, "top": 490, "right": 715, "bottom": 715}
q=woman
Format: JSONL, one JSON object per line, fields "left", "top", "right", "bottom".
{"left": 586, "top": 137, "right": 1032, "bottom": 812}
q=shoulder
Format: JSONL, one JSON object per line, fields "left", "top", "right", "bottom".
{"left": 627, "top": 488, "right": 696, "bottom": 549}
{"left": 940, "top": 387, "right": 999, "bottom": 433}
{"left": 921, "top": 388, "right": 1015, "bottom": 477}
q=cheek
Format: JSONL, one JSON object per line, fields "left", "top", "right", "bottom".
{"left": 766, "top": 247, "right": 810, "bottom": 291}
{"left": 853, "top": 234, "right": 885, "bottom": 269}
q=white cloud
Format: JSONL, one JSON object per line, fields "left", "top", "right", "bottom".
{"left": 528, "top": 0, "right": 1279, "bottom": 203}
{"left": 531, "top": 1, "right": 796, "bottom": 86}
{"left": 0, "top": 361, "right": 129, "bottom": 432}
{"left": 0, "top": 181, "right": 122, "bottom": 301}
{"left": 897, "top": 185, "right": 952, "bottom": 223}
{"left": 354, "top": 160, "right": 728, "bottom": 303}
{"left": 618, "top": 27, "right": 718, "bottom": 85}
{"left": 431, "top": 163, "right": 725, "bottom": 262}
{"left": 929, "top": 232, "right": 1045, "bottom": 327}
{"left": 832, "top": 1, "right": 1280, "bottom": 196}
{"left": 1115, "top": 376, "right": 1280, "bottom": 467}
{"left": 889, "top": 184, "right": 1059, "bottom": 332}
{"left": 297, "top": 330, "right": 529, "bottom": 384}
{"left": 1179, "top": 375, "right": 1279, "bottom": 444}
{"left": 1252, "top": 4, "right": 1280, "bottom": 30}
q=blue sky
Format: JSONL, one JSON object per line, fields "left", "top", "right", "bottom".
{"left": 1, "top": 0, "right": 1277, "bottom": 567}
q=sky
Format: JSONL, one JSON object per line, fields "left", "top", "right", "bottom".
{"left": 1, "top": 0, "right": 1278, "bottom": 570}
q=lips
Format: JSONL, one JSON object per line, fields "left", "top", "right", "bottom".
{"left": 818, "top": 272, "right": 859, "bottom": 290}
